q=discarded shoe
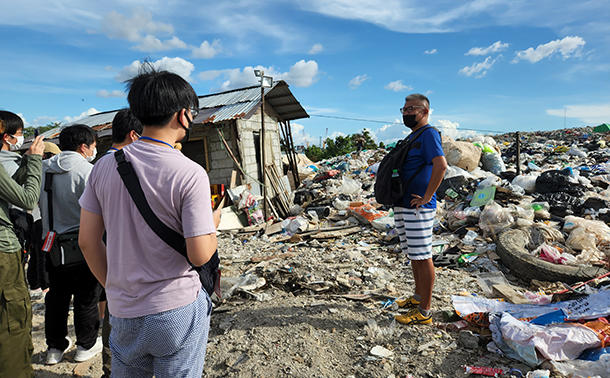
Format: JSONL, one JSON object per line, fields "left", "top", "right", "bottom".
{"left": 46, "top": 337, "right": 73, "bottom": 365}
{"left": 395, "top": 308, "right": 432, "bottom": 325}
{"left": 74, "top": 336, "right": 103, "bottom": 362}
{"left": 395, "top": 296, "right": 421, "bottom": 308}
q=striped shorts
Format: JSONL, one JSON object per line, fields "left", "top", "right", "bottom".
{"left": 109, "top": 289, "right": 212, "bottom": 378}
{"left": 394, "top": 207, "right": 436, "bottom": 260}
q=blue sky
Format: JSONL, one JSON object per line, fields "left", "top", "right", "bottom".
{"left": 1, "top": 0, "right": 609, "bottom": 144}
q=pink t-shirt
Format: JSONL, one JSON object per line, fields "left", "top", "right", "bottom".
{"left": 79, "top": 140, "right": 216, "bottom": 318}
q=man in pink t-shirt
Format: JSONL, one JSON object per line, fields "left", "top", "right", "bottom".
{"left": 79, "top": 68, "right": 220, "bottom": 377}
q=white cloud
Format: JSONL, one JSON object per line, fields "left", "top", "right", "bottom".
{"left": 329, "top": 131, "right": 347, "bottom": 139}
{"left": 102, "top": 10, "right": 173, "bottom": 41}
{"left": 284, "top": 60, "right": 319, "bottom": 87}
{"left": 512, "top": 36, "right": 585, "bottom": 63}
{"left": 465, "top": 40, "right": 508, "bottom": 56}
{"left": 116, "top": 57, "right": 195, "bottom": 82}
{"left": 384, "top": 80, "right": 412, "bottom": 92}
{"left": 96, "top": 89, "right": 125, "bottom": 98}
{"left": 309, "top": 43, "right": 324, "bottom": 54}
{"left": 199, "top": 60, "right": 319, "bottom": 90}
{"left": 435, "top": 119, "right": 478, "bottom": 139}
{"left": 64, "top": 107, "right": 100, "bottom": 124}
{"left": 374, "top": 121, "right": 410, "bottom": 143}
{"left": 459, "top": 56, "right": 498, "bottom": 78}
{"left": 192, "top": 40, "right": 221, "bottom": 59}
{"left": 291, "top": 122, "right": 317, "bottom": 146}
{"left": 424, "top": 49, "right": 437, "bottom": 55}
{"left": 134, "top": 35, "right": 187, "bottom": 52}
{"left": 101, "top": 10, "right": 187, "bottom": 52}
{"left": 348, "top": 74, "right": 368, "bottom": 89}
{"left": 546, "top": 103, "right": 610, "bottom": 125}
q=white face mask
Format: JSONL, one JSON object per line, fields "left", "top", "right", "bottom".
{"left": 86, "top": 147, "right": 97, "bottom": 162}
{"left": 9, "top": 135, "right": 24, "bottom": 151}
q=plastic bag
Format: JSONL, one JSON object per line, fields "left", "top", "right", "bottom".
{"left": 479, "top": 201, "right": 514, "bottom": 237}
{"left": 371, "top": 215, "right": 395, "bottom": 231}
{"left": 512, "top": 175, "right": 538, "bottom": 193}
{"left": 566, "top": 227, "right": 598, "bottom": 251}
{"left": 281, "top": 216, "right": 308, "bottom": 234}
{"left": 481, "top": 151, "right": 506, "bottom": 175}
{"left": 568, "top": 145, "right": 587, "bottom": 158}
{"left": 349, "top": 204, "right": 387, "bottom": 224}
{"left": 478, "top": 176, "right": 501, "bottom": 188}
{"left": 339, "top": 177, "right": 361, "bottom": 195}
{"left": 564, "top": 216, "right": 610, "bottom": 248}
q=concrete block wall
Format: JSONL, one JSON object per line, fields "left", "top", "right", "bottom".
{"left": 204, "top": 127, "right": 239, "bottom": 185}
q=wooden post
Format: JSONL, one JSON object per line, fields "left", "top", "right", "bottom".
{"left": 515, "top": 131, "right": 521, "bottom": 175}
{"left": 260, "top": 85, "right": 268, "bottom": 220}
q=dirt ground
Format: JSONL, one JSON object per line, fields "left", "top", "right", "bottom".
{"left": 31, "top": 232, "right": 533, "bottom": 377}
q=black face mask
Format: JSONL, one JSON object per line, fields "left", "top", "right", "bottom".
{"left": 179, "top": 112, "right": 192, "bottom": 143}
{"left": 403, "top": 114, "right": 418, "bottom": 129}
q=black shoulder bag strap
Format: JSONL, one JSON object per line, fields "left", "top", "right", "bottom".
{"left": 114, "top": 149, "right": 220, "bottom": 298}
{"left": 401, "top": 126, "right": 433, "bottom": 186}
{"left": 44, "top": 172, "right": 55, "bottom": 232}
{"left": 113, "top": 149, "right": 187, "bottom": 256}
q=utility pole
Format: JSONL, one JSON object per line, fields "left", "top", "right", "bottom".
{"left": 254, "top": 70, "right": 273, "bottom": 220}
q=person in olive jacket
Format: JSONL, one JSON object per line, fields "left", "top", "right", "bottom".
{"left": 0, "top": 111, "right": 46, "bottom": 378}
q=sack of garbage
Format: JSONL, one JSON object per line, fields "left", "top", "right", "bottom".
{"left": 348, "top": 203, "right": 387, "bottom": 224}
{"left": 563, "top": 216, "right": 610, "bottom": 252}
{"left": 535, "top": 169, "right": 581, "bottom": 194}
{"left": 442, "top": 138, "right": 482, "bottom": 172}
{"left": 481, "top": 151, "right": 506, "bottom": 175}
{"left": 479, "top": 201, "right": 514, "bottom": 237}
{"left": 371, "top": 215, "right": 395, "bottom": 231}
{"left": 512, "top": 175, "right": 538, "bottom": 193}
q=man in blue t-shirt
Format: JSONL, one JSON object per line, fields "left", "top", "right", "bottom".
{"left": 393, "top": 94, "right": 447, "bottom": 325}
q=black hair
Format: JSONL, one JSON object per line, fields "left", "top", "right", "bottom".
{"left": 59, "top": 124, "right": 97, "bottom": 152}
{"left": 111, "top": 108, "right": 143, "bottom": 143}
{"left": 0, "top": 110, "right": 24, "bottom": 138}
{"left": 125, "top": 65, "right": 198, "bottom": 127}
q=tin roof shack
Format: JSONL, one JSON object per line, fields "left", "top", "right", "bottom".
{"left": 26, "top": 80, "right": 307, "bottom": 217}
{"left": 191, "top": 80, "right": 308, "bottom": 199}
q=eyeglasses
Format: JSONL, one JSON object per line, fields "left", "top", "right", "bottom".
{"left": 400, "top": 105, "right": 425, "bottom": 114}
{"left": 189, "top": 107, "right": 199, "bottom": 118}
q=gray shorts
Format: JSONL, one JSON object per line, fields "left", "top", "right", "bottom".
{"left": 109, "top": 289, "right": 211, "bottom": 377}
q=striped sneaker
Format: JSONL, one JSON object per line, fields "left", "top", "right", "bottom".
{"left": 395, "top": 307, "right": 432, "bottom": 325}
{"left": 395, "top": 296, "right": 421, "bottom": 309}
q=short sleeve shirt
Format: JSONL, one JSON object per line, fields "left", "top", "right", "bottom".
{"left": 400, "top": 126, "right": 444, "bottom": 209}
{"left": 79, "top": 140, "right": 216, "bottom": 318}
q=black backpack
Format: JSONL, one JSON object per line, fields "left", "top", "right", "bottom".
{"left": 374, "top": 126, "right": 433, "bottom": 206}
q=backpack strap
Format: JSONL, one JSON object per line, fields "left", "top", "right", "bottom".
{"left": 400, "top": 126, "right": 435, "bottom": 188}
{"left": 44, "top": 172, "right": 54, "bottom": 231}
{"left": 114, "top": 149, "right": 189, "bottom": 260}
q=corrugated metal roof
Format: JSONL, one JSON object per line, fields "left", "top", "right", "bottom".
{"left": 29, "top": 81, "right": 308, "bottom": 143}
{"left": 66, "top": 110, "right": 118, "bottom": 128}
{"left": 195, "top": 80, "right": 308, "bottom": 123}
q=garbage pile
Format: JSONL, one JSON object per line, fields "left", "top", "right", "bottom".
{"left": 212, "top": 126, "right": 610, "bottom": 376}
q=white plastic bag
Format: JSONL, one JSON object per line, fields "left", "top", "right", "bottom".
{"left": 479, "top": 201, "right": 514, "bottom": 237}
{"left": 511, "top": 175, "right": 538, "bottom": 193}
{"left": 338, "top": 177, "right": 361, "bottom": 195}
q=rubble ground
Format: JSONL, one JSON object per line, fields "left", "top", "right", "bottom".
{"left": 30, "top": 126, "right": 610, "bottom": 377}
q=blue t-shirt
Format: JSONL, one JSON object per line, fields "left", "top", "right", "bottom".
{"left": 399, "top": 125, "right": 444, "bottom": 209}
